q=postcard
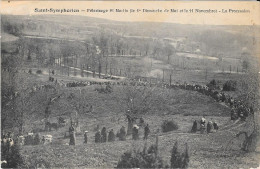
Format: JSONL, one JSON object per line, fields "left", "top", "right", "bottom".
{"left": 1, "top": 1, "right": 259, "bottom": 168}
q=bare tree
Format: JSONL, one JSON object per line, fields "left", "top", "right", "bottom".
{"left": 120, "top": 82, "right": 156, "bottom": 134}
{"left": 234, "top": 55, "right": 259, "bottom": 152}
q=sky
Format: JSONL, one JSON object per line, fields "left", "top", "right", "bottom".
{"left": 0, "top": 1, "right": 260, "bottom": 25}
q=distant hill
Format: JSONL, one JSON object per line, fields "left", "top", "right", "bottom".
{"left": 1, "top": 14, "right": 259, "bottom": 59}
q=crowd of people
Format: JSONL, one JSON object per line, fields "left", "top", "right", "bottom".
{"left": 1, "top": 132, "right": 14, "bottom": 149}
{"left": 56, "top": 78, "right": 253, "bottom": 121}
{"left": 25, "top": 68, "right": 253, "bottom": 123}
{"left": 92, "top": 124, "right": 150, "bottom": 144}
{"left": 191, "top": 117, "right": 219, "bottom": 134}
{"left": 94, "top": 127, "right": 117, "bottom": 143}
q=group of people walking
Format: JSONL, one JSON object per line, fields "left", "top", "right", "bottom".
{"left": 92, "top": 123, "right": 150, "bottom": 144}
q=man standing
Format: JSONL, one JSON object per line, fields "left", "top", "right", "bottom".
{"left": 144, "top": 124, "right": 150, "bottom": 140}
{"left": 84, "top": 131, "right": 88, "bottom": 144}
{"left": 95, "top": 130, "right": 101, "bottom": 143}
{"left": 69, "top": 126, "right": 76, "bottom": 145}
{"left": 101, "top": 127, "right": 107, "bottom": 143}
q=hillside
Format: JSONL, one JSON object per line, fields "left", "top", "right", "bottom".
{"left": 1, "top": 14, "right": 259, "bottom": 169}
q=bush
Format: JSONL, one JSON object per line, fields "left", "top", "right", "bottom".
{"left": 207, "top": 79, "right": 217, "bottom": 89}
{"left": 1, "top": 144, "right": 24, "bottom": 168}
{"left": 36, "top": 70, "right": 42, "bottom": 74}
{"left": 170, "top": 141, "right": 189, "bottom": 168}
{"left": 161, "top": 120, "right": 178, "bottom": 132}
{"left": 223, "top": 80, "right": 236, "bottom": 91}
{"left": 209, "top": 79, "right": 216, "bottom": 86}
{"left": 116, "top": 144, "right": 165, "bottom": 168}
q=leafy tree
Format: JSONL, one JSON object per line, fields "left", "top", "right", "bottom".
{"left": 170, "top": 141, "right": 189, "bottom": 168}
{"left": 223, "top": 80, "right": 236, "bottom": 91}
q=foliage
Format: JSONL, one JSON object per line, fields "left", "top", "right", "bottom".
{"left": 222, "top": 80, "right": 237, "bottom": 91}
{"left": 2, "top": 20, "right": 23, "bottom": 36}
{"left": 207, "top": 79, "right": 218, "bottom": 90}
{"left": 1, "top": 144, "right": 24, "bottom": 168}
{"left": 209, "top": 79, "right": 216, "bottom": 86}
{"left": 116, "top": 144, "right": 165, "bottom": 168}
{"left": 161, "top": 120, "right": 179, "bottom": 133}
{"left": 36, "top": 70, "right": 42, "bottom": 74}
{"left": 170, "top": 141, "right": 189, "bottom": 168}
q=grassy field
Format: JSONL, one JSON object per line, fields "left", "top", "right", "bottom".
{"left": 20, "top": 114, "right": 259, "bottom": 168}
{"left": 2, "top": 14, "right": 259, "bottom": 168}
{"left": 9, "top": 72, "right": 257, "bottom": 168}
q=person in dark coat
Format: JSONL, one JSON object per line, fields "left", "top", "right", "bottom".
{"left": 140, "top": 117, "right": 144, "bottom": 124}
{"left": 42, "top": 136, "right": 45, "bottom": 145}
{"left": 119, "top": 126, "right": 126, "bottom": 141}
{"left": 206, "top": 121, "right": 212, "bottom": 134}
{"left": 84, "top": 131, "right": 88, "bottom": 144}
{"left": 143, "top": 124, "right": 150, "bottom": 140}
{"left": 108, "top": 129, "right": 115, "bottom": 142}
{"left": 69, "top": 131, "right": 76, "bottom": 145}
{"left": 213, "top": 122, "right": 219, "bottom": 131}
{"left": 191, "top": 120, "right": 197, "bottom": 133}
{"left": 95, "top": 130, "right": 101, "bottom": 143}
{"left": 69, "top": 126, "right": 76, "bottom": 146}
{"left": 101, "top": 127, "right": 107, "bottom": 143}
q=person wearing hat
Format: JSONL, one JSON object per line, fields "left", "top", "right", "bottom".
{"left": 84, "top": 131, "right": 88, "bottom": 144}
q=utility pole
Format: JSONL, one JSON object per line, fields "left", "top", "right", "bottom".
{"left": 205, "top": 68, "right": 208, "bottom": 81}
{"left": 162, "top": 69, "right": 165, "bottom": 82}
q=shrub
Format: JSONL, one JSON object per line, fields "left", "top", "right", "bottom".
{"left": 161, "top": 120, "right": 178, "bottom": 132}
{"left": 1, "top": 144, "right": 24, "bottom": 168}
{"left": 223, "top": 80, "right": 236, "bottom": 91}
{"left": 207, "top": 79, "right": 217, "bottom": 89}
{"left": 170, "top": 141, "right": 189, "bottom": 168}
{"left": 116, "top": 144, "right": 165, "bottom": 168}
{"left": 209, "top": 79, "right": 216, "bottom": 86}
{"left": 36, "top": 70, "right": 42, "bottom": 74}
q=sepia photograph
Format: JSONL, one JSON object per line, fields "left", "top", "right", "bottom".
{"left": 1, "top": 1, "right": 260, "bottom": 168}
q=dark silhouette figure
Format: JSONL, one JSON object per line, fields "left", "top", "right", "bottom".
{"left": 191, "top": 120, "right": 197, "bottom": 133}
